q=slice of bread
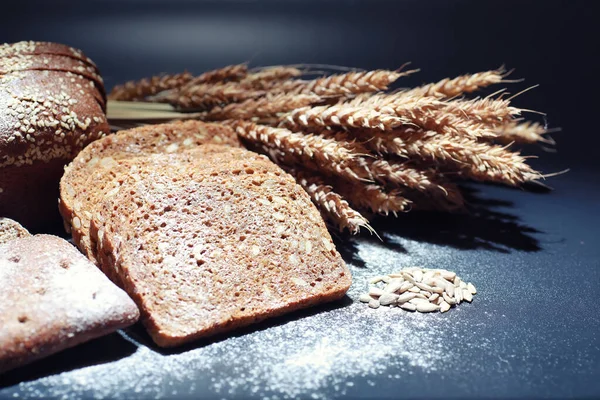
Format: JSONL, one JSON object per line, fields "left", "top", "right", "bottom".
{"left": 59, "top": 120, "right": 240, "bottom": 262}
{"left": 0, "top": 234, "right": 139, "bottom": 374}
{"left": 90, "top": 148, "right": 351, "bottom": 347}
{"left": 0, "top": 217, "right": 30, "bottom": 244}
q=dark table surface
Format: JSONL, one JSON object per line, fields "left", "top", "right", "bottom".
{"left": 1, "top": 0, "right": 599, "bottom": 398}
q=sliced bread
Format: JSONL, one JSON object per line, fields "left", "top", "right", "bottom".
{"left": 59, "top": 120, "right": 241, "bottom": 262}
{"left": 0, "top": 217, "right": 30, "bottom": 244}
{"left": 0, "top": 234, "right": 139, "bottom": 373}
{"left": 90, "top": 148, "right": 351, "bottom": 347}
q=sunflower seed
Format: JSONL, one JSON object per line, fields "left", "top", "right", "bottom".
{"left": 409, "top": 298, "right": 430, "bottom": 306}
{"left": 400, "top": 302, "right": 417, "bottom": 311}
{"left": 368, "top": 299, "right": 380, "bottom": 309}
{"left": 402, "top": 272, "right": 416, "bottom": 284}
{"left": 416, "top": 302, "right": 439, "bottom": 313}
{"left": 440, "top": 301, "right": 451, "bottom": 313}
{"left": 420, "top": 290, "right": 432, "bottom": 297}
{"left": 455, "top": 289, "right": 463, "bottom": 303}
{"left": 460, "top": 281, "right": 467, "bottom": 290}
{"left": 415, "top": 281, "right": 435, "bottom": 292}
{"left": 369, "top": 275, "right": 387, "bottom": 284}
{"left": 359, "top": 294, "right": 373, "bottom": 303}
{"left": 467, "top": 282, "right": 477, "bottom": 294}
{"left": 399, "top": 281, "right": 413, "bottom": 293}
{"left": 369, "top": 287, "right": 384, "bottom": 297}
{"left": 396, "top": 292, "right": 417, "bottom": 304}
{"left": 462, "top": 289, "right": 473, "bottom": 303}
{"left": 409, "top": 286, "right": 420, "bottom": 293}
{"left": 383, "top": 279, "right": 404, "bottom": 293}
{"left": 413, "top": 269, "right": 423, "bottom": 282}
{"left": 443, "top": 292, "right": 456, "bottom": 305}
{"left": 442, "top": 270, "right": 456, "bottom": 281}
{"left": 379, "top": 292, "right": 399, "bottom": 306}
{"left": 429, "top": 293, "right": 440, "bottom": 303}
{"left": 446, "top": 284, "right": 455, "bottom": 297}
{"left": 454, "top": 276, "right": 462, "bottom": 287}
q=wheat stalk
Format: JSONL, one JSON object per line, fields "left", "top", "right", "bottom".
{"left": 108, "top": 72, "right": 193, "bottom": 101}
{"left": 288, "top": 168, "right": 372, "bottom": 234}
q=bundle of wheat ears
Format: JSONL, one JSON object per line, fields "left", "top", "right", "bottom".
{"left": 106, "top": 64, "right": 555, "bottom": 234}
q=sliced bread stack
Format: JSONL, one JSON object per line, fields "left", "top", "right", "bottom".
{"left": 60, "top": 120, "right": 351, "bottom": 347}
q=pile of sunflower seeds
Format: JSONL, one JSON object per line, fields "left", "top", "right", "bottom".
{"left": 359, "top": 267, "right": 477, "bottom": 313}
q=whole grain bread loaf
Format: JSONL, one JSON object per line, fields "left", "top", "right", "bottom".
{"left": 0, "top": 42, "right": 109, "bottom": 230}
{"left": 89, "top": 147, "right": 351, "bottom": 347}
{"left": 59, "top": 120, "right": 241, "bottom": 262}
{"left": 0, "top": 217, "right": 30, "bottom": 244}
{"left": 0, "top": 234, "right": 139, "bottom": 374}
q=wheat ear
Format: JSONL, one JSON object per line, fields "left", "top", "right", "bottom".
{"left": 281, "top": 104, "right": 409, "bottom": 131}
{"left": 232, "top": 121, "right": 371, "bottom": 182}
{"left": 107, "top": 72, "right": 193, "bottom": 101}
{"left": 493, "top": 121, "right": 554, "bottom": 145}
{"left": 294, "top": 69, "right": 415, "bottom": 97}
{"left": 187, "top": 63, "right": 248, "bottom": 85}
{"left": 203, "top": 93, "right": 320, "bottom": 121}
{"left": 332, "top": 179, "right": 412, "bottom": 216}
{"left": 167, "top": 82, "right": 265, "bottom": 109}
{"left": 407, "top": 69, "right": 505, "bottom": 99}
{"left": 288, "top": 168, "right": 372, "bottom": 234}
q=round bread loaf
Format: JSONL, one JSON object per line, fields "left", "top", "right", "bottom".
{"left": 0, "top": 42, "right": 109, "bottom": 230}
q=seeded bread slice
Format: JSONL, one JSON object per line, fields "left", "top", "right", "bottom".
{"left": 59, "top": 121, "right": 241, "bottom": 263}
{"left": 0, "top": 234, "right": 139, "bottom": 374}
{"left": 0, "top": 217, "right": 30, "bottom": 244}
{"left": 90, "top": 148, "right": 351, "bottom": 347}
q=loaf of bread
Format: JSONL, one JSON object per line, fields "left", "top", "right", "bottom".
{"left": 0, "top": 41, "right": 109, "bottom": 230}
{"left": 0, "top": 217, "right": 30, "bottom": 244}
{"left": 0, "top": 234, "right": 139, "bottom": 374}
{"left": 59, "top": 120, "right": 241, "bottom": 263}
{"left": 86, "top": 145, "right": 351, "bottom": 347}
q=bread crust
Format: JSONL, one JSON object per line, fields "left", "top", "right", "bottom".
{"left": 0, "top": 234, "right": 139, "bottom": 374}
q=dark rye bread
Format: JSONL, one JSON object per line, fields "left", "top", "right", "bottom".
{"left": 90, "top": 148, "right": 351, "bottom": 347}
{"left": 0, "top": 234, "right": 139, "bottom": 374}
{"left": 59, "top": 120, "right": 240, "bottom": 262}
{"left": 0, "top": 217, "right": 30, "bottom": 244}
{"left": 1, "top": 67, "right": 109, "bottom": 229}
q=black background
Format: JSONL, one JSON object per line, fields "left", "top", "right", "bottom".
{"left": 2, "top": 1, "right": 600, "bottom": 398}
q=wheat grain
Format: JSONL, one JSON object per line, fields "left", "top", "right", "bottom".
{"left": 108, "top": 72, "right": 193, "bottom": 101}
